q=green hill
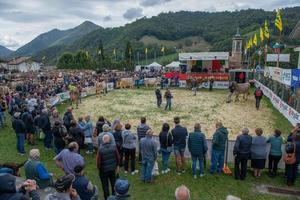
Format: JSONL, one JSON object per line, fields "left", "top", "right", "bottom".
{"left": 28, "top": 7, "right": 300, "bottom": 66}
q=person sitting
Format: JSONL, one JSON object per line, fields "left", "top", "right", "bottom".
{"left": 44, "top": 174, "right": 80, "bottom": 200}
{"left": 107, "top": 178, "right": 130, "bottom": 200}
{"left": 24, "top": 149, "right": 52, "bottom": 189}
{"left": 175, "top": 185, "right": 190, "bottom": 200}
{"left": 73, "top": 165, "right": 98, "bottom": 200}
{"left": 54, "top": 142, "right": 85, "bottom": 175}
{"left": 0, "top": 173, "right": 39, "bottom": 200}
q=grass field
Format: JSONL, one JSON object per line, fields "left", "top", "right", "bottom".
{"left": 0, "top": 88, "right": 298, "bottom": 200}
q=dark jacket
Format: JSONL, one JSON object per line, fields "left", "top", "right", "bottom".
{"left": 63, "top": 111, "right": 73, "bottom": 129}
{"left": 155, "top": 89, "right": 162, "bottom": 99}
{"left": 21, "top": 111, "right": 34, "bottom": 133}
{"left": 69, "top": 126, "right": 85, "bottom": 146}
{"left": 233, "top": 133, "right": 252, "bottom": 159}
{"left": 97, "top": 143, "right": 120, "bottom": 173}
{"left": 171, "top": 125, "right": 188, "bottom": 148}
{"left": 52, "top": 124, "right": 68, "bottom": 149}
{"left": 212, "top": 127, "right": 228, "bottom": 151}
{"left": 159, "top": 131, "right": 173, "bottom": 149}
{"left": 137, "top": 123, "right": 150, "bottom": 140}
{"left": 107, "top": 195, "right": 130, "bottom": 200}
{"left": 39, "top": 113, "right": 51, "bottom": 131}
{"left": 295, "top": 140, "right": 300, "bottom": 163}
{"left": 113, "top": 130, "right": 123, "bottom": 147}
{"left": 12, "top": 118, "right": 26, "bottom": 134}
{"left": 96, "top": 121, "right": 106, "bottom": 135}
{"left": 73, "top": 175, "right": 96, "bottom": 200}
{"left": 188, "top": 131, "right": 208, "bottom": 157}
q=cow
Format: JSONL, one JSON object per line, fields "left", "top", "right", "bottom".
{"left": 118, "top": 78, "right": 134, "bottom": 89}
{"left": 144, "top": 78, "right": 160, "bottom": 87}
{"left": 95, "top": 80, "right": 107, "bottom": 95}
{"left": 230, "top": 81, "right": 251, "bottom": 102}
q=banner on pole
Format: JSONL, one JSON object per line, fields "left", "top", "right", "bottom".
{"left": 266, "top": 54, "right": 290, "bottom": 62}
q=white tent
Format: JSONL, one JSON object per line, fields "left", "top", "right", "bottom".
{"left": 147, "top": 62, "right": 162, "bottom": 71}
{"left": 166, "top": 61, "right": 180, "bottom": 70}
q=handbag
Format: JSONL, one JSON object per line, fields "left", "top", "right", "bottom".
{"left": 283, "top": 143, "right": 296, "bottom": 165}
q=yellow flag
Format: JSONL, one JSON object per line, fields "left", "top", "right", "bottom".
{"left": 161, "top": 46, "right": 165, "bottom": 53}
{"left": 253, "top": 33, "right": 258, "bottom": 47}
{"left": 264, "top": 20, "right": 270, "bottom": 39}
{"left": 145, "top": 48, "right": 148, "bottom": 54}
{"left": 260, "top": 27, "right": 264, "bottom": 43}
{"left": 275, "top": 9, "right": 283, "bottom": 32}
{"left": 113, "top": 49, "right": 116, "bottom": 55}
{"left": 85, "top": 51, "right": 89, "bottom": 57}
{"left": 98, "top": 50, "right": 102, "bottom": 55}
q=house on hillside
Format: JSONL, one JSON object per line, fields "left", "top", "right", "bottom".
{"left": 6, "top": 57, "right": 41, "bottom": 72}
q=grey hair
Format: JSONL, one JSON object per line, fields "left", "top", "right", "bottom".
{"left": 242, "top": 128, "right": 249, "bottom": 134}
{"left": 175, "top": 185, "right": 190, "bottom": 200}
{"left": 29, "top": 149, "right": 40, "bottom": 160}
{"left": 102, "top": 124, "right": 110, "bottom": 132}
{"left": 226, "top": 195, "right": 241, "bottom": 200}
{"left": 42, "top": 108, "right": 48, "bottom": 114}
{"left": 102, "top": 134, "right": 111, "bottom": 144}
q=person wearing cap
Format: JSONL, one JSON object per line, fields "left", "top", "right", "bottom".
{"left": 107, "top": 178, "right": 130, "bottom": 200}
{"left": 12, "top": 112, "right": 26, "bottom": 155}
{"left": 45, "top": 174, "right": 80, "bottom": 200}
{"left": 54, "top": 142, "right": 85, "bottom": 175}
{"left": 73, "top": 165, "right": 98, "bottom": 200}
{"left": 24, "top": 149, "right": 52, "bottom": 189}
{"left": 0, "top": 173, "right": 40, "bottom": 200}
{"left": 140, "top": 129, "right": 157, "bottom": 183}
{"left": 98, "top": 123, "right": 116, "bottom": 147}
{"left": 97, "top": 134, "right": 120, "bottom": 200}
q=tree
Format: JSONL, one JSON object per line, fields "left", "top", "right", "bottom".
{"left": 97, "top": 40, "right": 105, "bottom": 68}
{"left": 57, "top": 52, "right": 74, "bottom": 68}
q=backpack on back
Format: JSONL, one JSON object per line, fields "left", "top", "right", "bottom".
{"left": 255, "top": 89, "right": 262, "bottom": 97}
{"left": 283, "top": 143, "right": 296, "bottom": 165}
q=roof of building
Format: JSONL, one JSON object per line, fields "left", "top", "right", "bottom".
{"left": 7, "top": 57, "right": 31, "bottom": 65}
{"left": 289, "top": 21, "right": 300, "bottom": 39}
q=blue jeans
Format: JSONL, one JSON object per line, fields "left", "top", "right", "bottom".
{"left": 141, "top": 159, "right": 154, "bottom": 182}
{"left": 0, "top": 111, "right": 4, "bottom": 127}
{"left": 43, "top": 129, "right": 53, "bottom": 148}
{"left": 87, "top": 143, "right": 93, "bottom": 152}
{"left": 54, "top": 144, "right": 64, "bottom": 155}
{"left": 16, "top": 133, "right": 25, "bottom": 154}
{"left": 165, "top": 98, "right": 172, "bottom": 110}
{"left": 161, "top": 150, "right": 171, "bottom": 171}
{"left": 210, "top": 149, "right": 225, "bottom": 173}
{"left": 192, "top": 155, "right": 204, "bottom": 175}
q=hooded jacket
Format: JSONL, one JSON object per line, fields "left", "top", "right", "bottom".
{"left": 212, "top": 127, "right": 228, "bottom": 151}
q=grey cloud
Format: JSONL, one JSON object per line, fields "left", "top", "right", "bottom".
{"left": 0, "top": 10, "right": 57, "bottom": 23}
{"left": 140, "top": 0, "right": 173, "bottom": 7}
{"left": 103, "top": 15, "right": 112, "bottom": 21}
{"left": 123, "top": 8, "right": 143, "bottom": 20}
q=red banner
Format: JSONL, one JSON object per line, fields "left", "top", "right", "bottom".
{"left": 165, "top": 72, "right": 229, "bottom": 81}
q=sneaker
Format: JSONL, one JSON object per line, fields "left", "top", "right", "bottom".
{"left": 176, "top": 171, "right": 181, "bottom": 175}
{"left": 86, "top": 151, "right": 90, "bottom": 154}
{"left": 200, "top": 174, "right": 205, "bottom": 177}
{"left": 161, "top": 170, "right": 165, "bottom": 174}
{"left": 166, "top": 168, "right": 171, "bottom": 172}
{"left": 182, "top": 170, "right": 186, "bottom": 173}
{"left": 124, "top": 171, "right": 128, "bottom": 174}
{"left": 193, "top": 175, "right": 197, "bottom": 179}
{"left": 131, "top": 171, "right": 135, "bottom": 175}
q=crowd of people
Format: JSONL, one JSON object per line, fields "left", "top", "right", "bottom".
{"left": 0, "top": 70, "right": 299, "bottom": 200}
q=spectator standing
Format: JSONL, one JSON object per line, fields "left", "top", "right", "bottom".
{"left": 251, "top": 128, "right": 267, "bottom": 178}
{"left": 97, "top": 134, "right": 120, "bottom": 200}
{"left": 188, "top": 123, "right": 208, "bottom": 178}
{"left": 113, "top": 123, "right": 124, "bottom": 167}
{"left": 254, "top": 87, "right": 264, "bottom": 110}
{"left": 285, "top": 132, "right": 300, "bottom": 186}
{"left": 69, "top": 120, "right": 85, "bottom": 151}
{"left": 52, "top": 121, "right": 68, "bottom": 155}
{"left": 39, "top": 109, "right": 53, "bottom": 150}
{"left": 164, "top": 89, "right": 173, "bottom": 110}
{"left": 140, "top": 129, "right": 157, "bottom": 183}
{"left": 122, "top": 123, "right": 138, "bottom": 175}
{"left": 171, "top": 117, "right": 188, "bottom": 175}
{"left": 137, "top": 117, "right": 150, "bottom": 164}
{"left": 210, "top": 122, "right": 228, "bottom": 174}
{"left": 107, "top": 178, "right": 130, "bottom": 200}
{"left": 21, "top": 108, "right": 35, "bottom": 145}
{"left": 73, "top": 165, "right": 98, "bottom": 200}
{"left": 98, "top": 124, "right": 116, "bottom": 147}
{"left": 159, "top": 123, "right": 173, "bottom": 174}
{"left": 54, "top": 142, "right": 85, "bottom": 175}
{"left": 79, "top": 115, "right": 94, "bottom": 154}
{"left": 12, "top": 112, "right": 26, "bottom": 155}
{"left": 24, "top": 149, "right": 52, "bottom": 189}
{"left": 50, "top": 109, "right": 63, "bottom": 129}
{"left": 63, "top": 107, "right": 74, "bottom": 132}
{"left": 233, "top": 128, "right": 252, "bottom": 180}
{"left": 267, "top": 129, "right": 284, "bottom": 177}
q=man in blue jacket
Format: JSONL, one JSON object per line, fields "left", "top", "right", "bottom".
{"left": 171, "top": 117, "right": 188, "bottom": 175}
{"left": 210, "top": 122, "right": 228, "bottom": 174}
{"left": 188, "top": 123, "right": 207, "bottom": 178}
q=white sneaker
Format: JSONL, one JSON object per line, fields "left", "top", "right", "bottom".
{"left": 166, "top": 168, "right": 171, "bottom": 173}
{"left": 134, "top": 170, "right": 139, "bottom": 174}
{"left": 161, "top": 170, "right": 165, "bottom": 174}
{"left": 131, "top": 172, "right": 135, "bottom": 175}
{"left": 200, "top": 174, "right": 205, "bottom": 177}
{"left": 193, "top": 175, "right": 197, "bottom": 179}
{"left": 124, "top": 171, "right": 128, "bottom": 174}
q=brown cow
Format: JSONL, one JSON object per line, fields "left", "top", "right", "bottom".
{"left": 118, "top": 78, "right": 134, "bottom": 89}
{"left": 231, "top": 81, "right": 250, "bottom": 102}
{"left": 95, "top": 81, "right": 107, "bottom": 95}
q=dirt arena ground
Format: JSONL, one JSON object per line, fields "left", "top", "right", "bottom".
{"left": 73, "top": 88, "right": 283, "bottom": 139}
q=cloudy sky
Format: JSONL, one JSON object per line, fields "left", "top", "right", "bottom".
{"left": 0, "top": 0, "right": 299, "bottom": 50}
